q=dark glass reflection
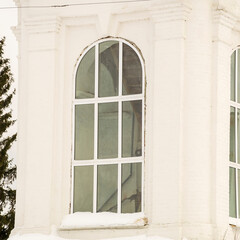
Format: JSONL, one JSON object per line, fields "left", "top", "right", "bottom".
{"left": 75, "top": 46, "right": 95, "bottom": 99}
{"left": 99, "top": 41, "right": 119, "bottom": 97}
{"left": 230, "top": 107, "right": 235, "bottom": 163}
{"left": 230, "top": 167, "right": 236, "bottom": 218}
{"left": 121, "top": 163, "right": 142, "bottom": 213}
{"left": 98, "top": 102, "right": 118, "bottom": 159}
{"left": 73, "top": 166, "right": 93, "bottom": 212}
{"left": 231, "top": 51, "right": 236, "bottom": 102}
{"left": 122, "top": 44, "right": 142, "bottom": 95}
{"left": 97, "top": 164, "right": 118, "bottom": 212}
{"left": 75, "top": 104, "right": 94, "bottom": 160}
{"left": 122, "top": 100, "right": 142, "bottom": 158}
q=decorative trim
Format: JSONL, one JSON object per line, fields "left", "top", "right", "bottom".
{"left": 213, "top": 9, "right": 236, "bottom": 29}
{"left": 11, "top": 25, "right": 21, "bottom": 42}
{"left": 24, "top": 16, "right": 62, "bottom": 34}
{"left": 212, "top": 9, "right": 237, "bottom": 45}
{"left": 151, "top": 2, "right": 192, "bottom": 23}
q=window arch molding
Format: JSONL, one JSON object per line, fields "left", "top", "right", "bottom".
{"left": 71, "top": 37, "right": 145, "bottom": 214}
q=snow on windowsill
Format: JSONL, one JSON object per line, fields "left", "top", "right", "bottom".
{"left": 59, "top": 212, "right": 147, "bottom": 230}
{"left": 9, "top": 234, "right": 174, "bottom": 240}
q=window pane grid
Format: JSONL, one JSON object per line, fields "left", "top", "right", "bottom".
{"left": 230, "top": 49, "right": 240, "bottom": 221}
{"left": 72, "top": 39, "right": 144, "bottom": 214}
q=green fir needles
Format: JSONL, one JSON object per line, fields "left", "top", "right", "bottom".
{"left": 0, "top": 37, "right": 17, "bottom": 240}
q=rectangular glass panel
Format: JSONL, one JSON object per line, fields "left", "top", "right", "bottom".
{"left": 75, "top": 104, "right": 94, "bottom": 160}
{"left": 122, "top": 43, "right": 142, "bottom": 95}
{"left": 98, "top": 102, "right": 118, "bottom": 159}
{"left": 230, "top": 167, "right": 236, "bottom": 218}
{"left": 231, "top": 51, "right": 236, "bottom": 101}
{"left": 97, "top": 164, "right": 118, "bottom": 212}
{"left": 121, "top": 163, "right": 142, "bottom": 213}
{"left": 73, "top": 166, "right": 93, "bottom": 212}
{"left": 238, "top": 50, "right": 240, "bottom": 103}
{"left": 230, "top": 107, "right": 236, "bottom": 163}
{"left": 122, "top": 100, "right": 142, "bottom": 158}
{"left": 238, "top": 169, "right": 240, "bottom": 217}
{"left": 75, "top": 46, "right": 95, "bottom": 99}
{"left": 99, "top": 41, "right": 119, "bottom": 97}
{"left": 238, "top": 109, "right": 240, "bottom": 164}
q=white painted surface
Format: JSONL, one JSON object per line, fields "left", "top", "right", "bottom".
{"left": 12, "top": 0, "right": 240, "bottom": 239}
{"left": 60, "top": 212, "right": 145, "bottom": 229}
{"left": 9, "top": 233, "right": 173, "bottom": 240}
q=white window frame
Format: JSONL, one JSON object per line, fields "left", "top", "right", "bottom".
{"left": 229, "top": 48, "right": 240, "bottom": 226}
{"left": 71, "top": 38, "right": 145, "bottom": 214}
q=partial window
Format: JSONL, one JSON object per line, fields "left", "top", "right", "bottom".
{"left": 72, "top": 39, "right": 144, "bottom": 214}
{"left": 230, "top": 49, "right": 240, "bottom": 222}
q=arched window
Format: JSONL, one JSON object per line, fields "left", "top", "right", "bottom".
{"left": 230, "top": 49, "right": 240, "bottom": 223}
{"left": 72, "top": 39, "right": 144, "bottom": 214}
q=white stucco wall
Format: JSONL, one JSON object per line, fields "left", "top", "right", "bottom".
{"left": 12, "top": 0, "right": 240, "bottom": 239}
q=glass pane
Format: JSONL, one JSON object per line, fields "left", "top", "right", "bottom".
{"left": 238, "top": 109, "right": 240, "bottom": 164}
{"left": 238, "top": 50, "right": 240, "bottom": 103}
{"left": 98, "top": 102, "right": 118, "bottom": 159}
{"left": 97, "top": 164, "right": 118, "bottom": 212}
{"left": 238, "top": 170, "right": 240, "bottom": 217}
{"left": 99, "top": 41, "right": 119, "bottom": 97}
{"left": 122, "top": 100, "right": 142, "bottom": 158}
{"left": 75, "top": 104, "right": 94, "bottom": 160}
{"left": 121, "top": 163, "right": 142, "bottom": 213}
{"left": 230, "top": 107, "right": 236, "bottom": 163}
{"left": 122, "top": 43, "right": 142, "bottom": 95}
{"left": 75, "top": 46, "right": 95, "bottom": 99}
{"left": 231, "top": 51, "right": 236, "bottom": 101}
{"left": 73, "top": 166, "right": 93, "bottom": 212}
{"left": 230, "top": 167, "right": 236, "bottom": 218}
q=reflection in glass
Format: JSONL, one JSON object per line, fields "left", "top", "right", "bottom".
{"left": 231, "top": 51, "right": 236, "bottom": 101}
{"left": 238, "top": 109, "right": 240, "bottom": 164}
{"left": 238, "top": 170, "right": 240, "bottom": 217}
{"left": 230, "top": 167, "right": 236, "bottom": 218}
{"left": 122, "top": 43, "right": 142, "bottom": 95}
{"left": 75, "top": 46, "right": 95, "bottom": 99}
{"left": 122, "top": 100, "right": 142, "bottom": 158}
{"left": 73, "top": 166, "right": 93, "bottom": 212}
{"left": 238, "top": 50, "right": 240, "bottom": 103}
{"left": 98, "top": 102, "right": 118, "bottom": 159}
{"left": 230, "top": 107, "right": 236, "bottom": 163}
{"left": 121, "top": 163, "right": 142, "bottom": 213}
{"left": 99, "top": 41, "right": 119, "bottom": 97}
{"left": 75, "top": 104, "right": 94, "bottom": 160}
{"left": 97, "top": 164, "right": 118, "bottom": 212}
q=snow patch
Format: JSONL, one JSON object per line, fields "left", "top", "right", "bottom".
{"left": 8, "top": 234, "right": 173, "bottom": 240}
{"left": 8, "top": 233, "right": 66, "bottom": 240}
{"left": 60, "top": 212, "right": 147, "bottom": 229}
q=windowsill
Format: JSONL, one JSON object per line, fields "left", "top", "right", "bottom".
{"left": 229, "top": 217, "right": 240, "bottom": 227}
{"left": 59, "top": 212, "right": 147, "bottom": 230}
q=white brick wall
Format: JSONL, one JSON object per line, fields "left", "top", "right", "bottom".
{"left": 12, "top": 0, "right": 240, "bottom": 239}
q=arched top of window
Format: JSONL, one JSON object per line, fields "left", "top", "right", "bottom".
{"left": 72, "top": 39, "right": 145, "bottom": 214}
{"left": 74, "top": 38, "right": 144, "bottom": 99}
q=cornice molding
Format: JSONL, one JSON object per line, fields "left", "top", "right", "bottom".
{"left": 13, "top": 0, "right": 20, "bottom": 7}
{"left": 212, "top": 9, "right": 237, "bottom": 46}
{"left": 151, "top": 1, "right": 192, "bottom": 23}
{"left": 11, "top": 25, "right": 21, "bottom": 42}
{"left": 213, "top": 9, "right": 236, "bottom": 29}
{"left": 23, "top": 16, "right": 62, "bottom": 34}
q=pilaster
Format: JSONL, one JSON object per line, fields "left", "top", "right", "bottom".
{"left": 14, "top": 16, "right": 63, "bottom": 233}
{"left": 212, "top": 8, "right": 236, "bottom": 240}
{"left": 148, "top": 1, "right": 190, "bottom": 239}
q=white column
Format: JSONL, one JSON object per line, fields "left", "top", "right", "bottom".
{"left": 182, "top": 0, "right": 212, "bottom": 237}
{"left": 148, "top": 2, "right": 190, "bottom": 238}
{"left": 14, "top": 16, "right": 63, "bottom": 233}
{"left": 212, "top": 9, "right": 236, "bottom": 239}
